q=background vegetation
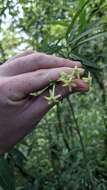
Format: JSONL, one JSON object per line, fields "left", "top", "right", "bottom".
{"left": 0, "top": 0, "right": 107, "bottom": 189}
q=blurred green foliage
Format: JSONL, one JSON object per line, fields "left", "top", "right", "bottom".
{"left": 0, "top": 0, "right": 107, "bottom": 189}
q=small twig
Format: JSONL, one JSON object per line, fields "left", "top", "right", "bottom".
{"left": 67, "top": 96, "right": 87, "bottom": 162}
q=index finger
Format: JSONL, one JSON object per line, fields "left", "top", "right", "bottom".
{"left": 2, "top": 52, "right": 82, "bottom": 76}
{"left": 5, "top": 49, "right": 34, "bottom": 64}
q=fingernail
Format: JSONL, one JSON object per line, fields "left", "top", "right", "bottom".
{"left": 73, "top": 61, "right": 82, "bottom": 67}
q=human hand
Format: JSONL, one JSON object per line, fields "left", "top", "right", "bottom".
{"left": 0, "top": 50, "right": 88, "bottom": 154}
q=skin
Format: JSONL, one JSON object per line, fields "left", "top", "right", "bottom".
{"left": 0, "top": 50, "right": 88, "bottom": 155}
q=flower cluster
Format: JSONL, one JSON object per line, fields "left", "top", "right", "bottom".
{"left": 58, "top": 66, "right": 81, "bottom": 91}
{"left": 44, "top": 83, "right": 61, "bottom": 105}
{"left": 45, "top": 66, "right": 92, "bottom": 105}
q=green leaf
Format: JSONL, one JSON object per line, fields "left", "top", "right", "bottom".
{"left": 66, "top": 0, "right": 89, "bottom": 39}
{"left": 65, "top": 52, "right": 103, "bottom": 71}
{"left": 69, "top": 22, "right": 106, "bottom": 45}
{"left": 0, "top": 157, "right": 15, "bottom": 190}
{"left": 72, "top": 31, "right": 107, "bottom": 50}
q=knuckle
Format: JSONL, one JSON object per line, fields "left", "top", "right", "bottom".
{"left": 0, "top": 77, "right": 11, "bottom": 94}
{"left": 33, "top": 52, "right": 45, "bottom": 61}
{"left": 0, "top": 78, "right": 12, "bottom": 104}
{"left": 0, "top": 64, "right": 7, "bottom": 76}
{"left": 35, "top": 69, "right": 46, "bottom": 78}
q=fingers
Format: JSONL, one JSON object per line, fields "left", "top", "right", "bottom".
{"left": 7, "top": 67, "right": 84, "bottom": 99}
{"left": 72, "top": 79, "right": 89, "bottom": 92}
{"left": 2, "top": 52, "right": 81, "bottom": 76}
{"left": 5, "top": 49, "right": 34, "bottom": 64}
{"left": 9, "top": 79, "right": 88, "bottom": 143}
{"left": 22, "top": 79, "right": 88, "bottom": 126}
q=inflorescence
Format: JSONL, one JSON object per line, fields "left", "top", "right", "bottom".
{"left": 45, "top": 66, "right": 92, "bottom": 105}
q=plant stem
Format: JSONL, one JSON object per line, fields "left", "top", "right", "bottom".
{"left": 67, "top": 96, "right": 96, "bottom": 189}
{"left": 56, "top": 103, "right": 71, "bottom": 151}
